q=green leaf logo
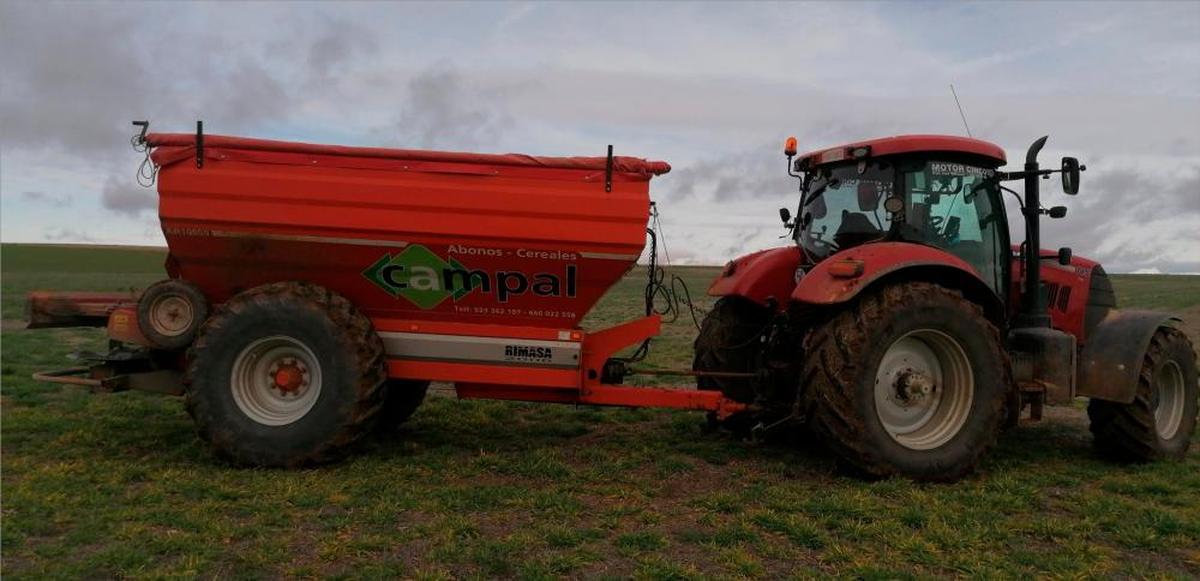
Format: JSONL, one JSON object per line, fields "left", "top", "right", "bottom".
{"left": 363, "top": 245, "right": 481, "bottom": 309}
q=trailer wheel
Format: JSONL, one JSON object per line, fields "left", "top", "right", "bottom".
{"left": 185, "top": 282, "right": 386, "bottom": 467}
{"left": 137, "top": 279, "right": 209, "bottom": 350}
{"left": 1087, "top": 327, "right": 1197, "bottom": 462}
{"left": 693, "top": 297, "right": 769, "bottom": 431}
{"left": 378, "top": 380, "right": 430, "bottom": 429}
{"left": 800, "top": 282, "right": 1009, "bottom": 482}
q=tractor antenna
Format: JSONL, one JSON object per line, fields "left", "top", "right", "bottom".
{"left": 950, "top": 84, "right": 973, "bottom": 137}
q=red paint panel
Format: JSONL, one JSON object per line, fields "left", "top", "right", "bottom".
{"left": 706, "top": 246, "right": 802, "bottom": 309}
{"left": 797, "top": 134, "right": 1006, "bottom": 168}
{"left": 1009, "top": 247, "right": 1100, "bottom": 340}
{"left": 153, "top": 135, "right": 664, "bottom": 328}
{"left": 107, "top": 306, "right": 151, "bottom": 347}
{"left": 792, "top": 242, "right": 985, "bottom": 304}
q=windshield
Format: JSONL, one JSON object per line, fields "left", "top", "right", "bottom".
{"left": 794, "top": 157, "right": 1007, "bottom": 295}
{"left": 797, "top": 161, "right": 896, "bottom": 260}
{"left": 902, "top": 160, "right": 1007, "bottom": 293}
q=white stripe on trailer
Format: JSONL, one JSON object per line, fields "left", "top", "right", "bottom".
{"left": 378, "top": 331, "right": 582, "bottom": 369}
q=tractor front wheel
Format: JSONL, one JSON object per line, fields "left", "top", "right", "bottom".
{"left": 800, "top": 282, "right": 1009, "bottom": 482}
{"left": 693, "top": 297, "right": 770, "bottom": 432}
{"left": 185, "top": 282, "right": 387, "bottom": 467}
{"left": 1087, "top": 327, "right": 1197, "bottom": 462}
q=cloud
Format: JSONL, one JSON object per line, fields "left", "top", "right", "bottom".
{"left": 101, "top": 176, "right": 156, "bottom": 216}
{"left": 21, "top": 191, "right": 71, "bottom": 208}
{"left": 1, "top": 1, "right": 1198, "bottom": 272}
{"left": 1040, "top": 163, "right": 1200, "bottom": 272}
{"left": 304, "top": 19, "right": 379, "bottom": 80}
{"left": 383, "top": 67, "right": 511, "bottom": 150}
{"left": 43, "top": 227, "right": 96, "bottom": 243}
{"left": 0, "top": 3, "right": 377, "bottom": 161}
{"left": 663, "top": 144, "right": 796, "bottom": 202}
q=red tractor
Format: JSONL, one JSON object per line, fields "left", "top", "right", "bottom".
{"left": 694, "top": 134, "right": 1198, "bottom": 481}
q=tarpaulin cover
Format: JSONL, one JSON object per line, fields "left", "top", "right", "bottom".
{"left": 146, "top": 133, "right": 671, "bottom": 178}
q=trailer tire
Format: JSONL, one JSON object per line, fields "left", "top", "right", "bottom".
{"left": 1087, "top": 327, "right": 1197, "bottom": 462}
{"left": 800, "top": 282, "right": 1009, "bottom": 482}
{"left": 137, "top": 279, "right": 209, "bottom": 350}
{"left": 378, "top": 380, "right": 430, "bottom": 429}
{"left": 693, "top": 297, "right": 769, "bottom": 431}
{"left": 185, "top": 282, "right": 386, "bottom": 467}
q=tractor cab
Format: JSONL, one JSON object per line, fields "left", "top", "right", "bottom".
{"left": 784, "top": 136, "right": 1011, "bottom": 295}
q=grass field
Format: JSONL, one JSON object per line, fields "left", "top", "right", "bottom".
{"left": 2, "top": 243, "right": 1198, "bottom": 578}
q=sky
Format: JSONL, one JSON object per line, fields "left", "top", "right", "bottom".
{"left": 2, "top": 1, "right": 1198, "bottom": 273}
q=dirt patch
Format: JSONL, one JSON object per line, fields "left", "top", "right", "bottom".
{"left": 1, "top": 319, "right": 29, "bottom": 332}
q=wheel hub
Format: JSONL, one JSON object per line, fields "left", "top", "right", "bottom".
{"left": 873, "top": 329, "right": 974, "bottom": 451}
{"left": 231, "top": 336, "right": 323, "bottom": 426}
{"left": 896, "top": 370, "right": 935, "bottom": 403}
{"left": 150, "top": 295, "right": 194, "bottom": 336}
{"left": 270, "top": 359, "right": 308, "bottom": 395}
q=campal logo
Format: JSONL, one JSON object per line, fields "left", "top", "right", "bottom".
{"left": 363, "top": 245, "right": 577, "bottom": 309}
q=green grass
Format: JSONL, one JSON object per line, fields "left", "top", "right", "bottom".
{"left": 2, "top": 243, "right": 1199, "bottom": 578}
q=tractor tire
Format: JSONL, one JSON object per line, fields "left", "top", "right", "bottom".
{"left": 377, "top": 379, "right": 430, "bottom": 429}
{"left": 693, "top": 297, "right": 769, "bottom": 402}
{"left": 800, "top": 282, "right": 1009, "bottom": 482}
{"left": 185, "top": 281, "right": 387, "bottom": 467}
{"left": 693, "top": 297, "right": 769, "bottom": 432}
{"left": 137, "top": 279, "right": 209, "bottom": 350}
{"left": 1087, "top": 327, "right": 1198, "bottom": 462}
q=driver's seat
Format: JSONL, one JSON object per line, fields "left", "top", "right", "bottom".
{"left": 834, "top": 210, "right": 883, "bottom": 249}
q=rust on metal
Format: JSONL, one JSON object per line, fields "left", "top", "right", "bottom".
{"left": 32, "top": 367, "right": 183, "bottom": 396}
{"left": 26, "top": 291, "right": 137, "bottom": 329}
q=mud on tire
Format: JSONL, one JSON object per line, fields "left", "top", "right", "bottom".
{"left": 185, "top": 281, "right": 387, "bottom": 467}
{"left": 693, "top": 297, "right": 769, "bottom": 431}
{"left": 1088, "top": 327, "right": 1198, "bottom": 462}
{"left": 800, "top": 282, "right": 1010, "bottom": 482}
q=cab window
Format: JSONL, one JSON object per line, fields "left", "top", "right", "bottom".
{"left": 903, "top": 161, "right": 1006, "bottom": 294}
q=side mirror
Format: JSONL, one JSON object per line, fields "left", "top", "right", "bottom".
{"left": 1061, "top": 157, "right": 1082, "bottom": 195}
{"left": 1048, "top": 206, "right": 1067, "bottom": 219}
{"left": 779, "top": 207, "right": 792, "bottom": 225}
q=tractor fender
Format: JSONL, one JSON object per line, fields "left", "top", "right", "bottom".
{"left": 791, "top": 242, "right": 1005, "bottom": 323}
{"left": 1077, "top": 310, "right": 1182, "bottom": 404}
{"left": 706, "top": 246, "right": 802, "bottom": 310}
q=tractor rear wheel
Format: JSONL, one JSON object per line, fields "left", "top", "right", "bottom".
{"left": 800, "top": 282, "right": 1009, "bottom": 482}
{"left": 1087, "top": 327, "right": 1197, "bottom": 462}
{"left": 693, "top": 297, "right": 769, "bottom": 430}
{"left": 185, "top": 282, "right": 387, "bottom": 467}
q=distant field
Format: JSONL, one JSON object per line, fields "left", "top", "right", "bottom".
{"left": 2, "top": 243, "right": 1198, "bottom": 578}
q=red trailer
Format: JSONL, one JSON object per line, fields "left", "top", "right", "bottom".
{"left": 31, "top": 124, "right": 744, "bottom": 467}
